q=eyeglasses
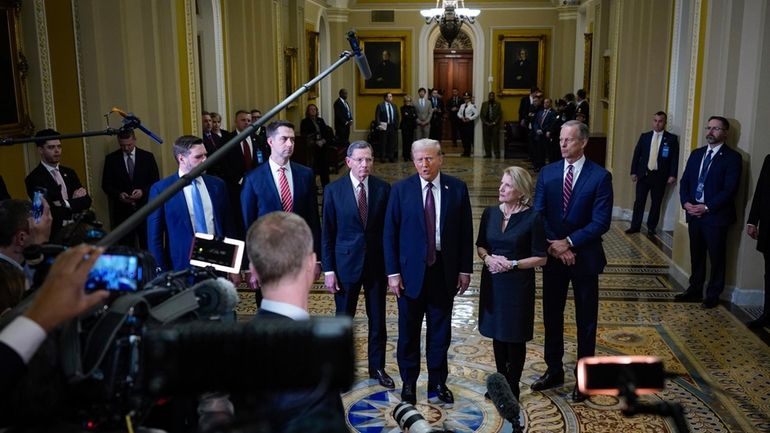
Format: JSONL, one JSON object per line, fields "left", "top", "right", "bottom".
{"left": 704, "top": 126, "right": 724, "bottom": 131}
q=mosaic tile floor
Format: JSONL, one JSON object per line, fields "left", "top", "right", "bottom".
{"left": 237, "top": 153, "right": 770, "bottom": 433}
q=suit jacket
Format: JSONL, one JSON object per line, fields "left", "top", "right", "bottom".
{"left": 576, "top": 100, "right": 590, "bottom": 125}
{"left": 0, "top": 175, "right": 9, "bottom": 201}
{"left": 748, "top": 155, "right": 770, "bottom": 252}
{"left": 534, "top": 159, "right": 613, "bottom": 276}
{"left": 446, "top": 96, "right": 463, "bottom": 119}
{"left": 0, "top": 341, "right": 25, "bottom": 393}
{"left": 480, "top": 101, "right": 501, "bottom": 126}
{"left": 531, "top": 108, "right": 556, "bottom": 135}
{"left": 240, "top": 161, "right": 321, "bottom": 256}
{"left": 322, "top": 174, "right": 390, "bottom": 283}
{"left": 630, "top": 131, "right": 680, "bottom": 179}
{"left": 147, "top": 173, "right": 233, "bottom": 271}
{"left": 333, "top": 98, "right": 352, "bottom": 133}
{"left": 415, "top": 97, "right": 432, "bottom": 126}
{"left": 518, "top": 96, "right": 532, "bottom": 123}
{"left": 101, "top": 147, "right": 160, "bottom": 226}
{"left": 679, "top": 144, "right": 742, "bottom": 226}
{"left": 25, "top": 163, "right": 92, "bottom": 236}
{"left": 383, "top": 173, "right": 473, "bottom": 298}
{"left": 430, "top": 97, "right": 444, "bottom": 121}
{"left": 374, "top": 102, "right": 399, "bottom": 130}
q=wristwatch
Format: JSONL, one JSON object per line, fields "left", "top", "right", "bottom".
{"left": 509, "top": 260, "right": 518, "bottom": 269}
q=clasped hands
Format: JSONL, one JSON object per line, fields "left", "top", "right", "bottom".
{"left": 683, "top": 202, "right": 707, "bottom": 217}
{"left": 484, "top": 254, "right": 513, "bottom": 274}
{"left": 547, "top": 238, "right": 576, "bottom": 266}
{"left": 119, "top": 189, "right": 143, "bottom": 204}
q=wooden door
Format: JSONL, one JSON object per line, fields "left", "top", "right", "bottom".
{"left": 433, "top": 49, "right": 473, "bottom": 141}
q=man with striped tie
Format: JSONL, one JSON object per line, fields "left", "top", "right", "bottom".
{"left": 241, "top": 121, "right": 322, "bottom": 279}
{"left": 147, "top": 135, "right": 234, "bottom": 272}
{"left": 533, "top": 120, "right": 613, "bottom": 402}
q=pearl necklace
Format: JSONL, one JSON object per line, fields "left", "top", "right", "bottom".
{"left": 500, "top": 203, "right": 525, "bottom": 220}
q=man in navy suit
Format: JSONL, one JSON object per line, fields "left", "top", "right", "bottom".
{"left": 25, "top": 129, "right": 92, "bottom": 240}
{"left": 147, "top": 135, "right": 234, "bottom": 272}
{"left": 384, "top": 139, "right": 473, "bottom": 405}
{"left": 322, "top": 141, "right": 393, "bottom": 388}
{"left": 746, "top": 154, "right": 770, "bottom": 328}
{"left": 676, "top": 116, "right": 742, "bottom": 308}
{"left": 101, "top": 129, "right": 160, "bottom": 248}
{"left": 374, "top": 92, "right": 399, "bottom": 162}
{"left": 241, "top": 121, "right": 321, "bottom": 277}
{"left": 627, "top": 111, "right": 680, "bottom": 235}
{"left": 532, "top": 120, "right": 613, "bottom": 402}
{"left": 242, "top": 211, "right": 346, "bottom": 432}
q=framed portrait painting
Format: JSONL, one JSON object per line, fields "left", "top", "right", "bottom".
{"left": 357, "top": 36, "right": 406, "bottom": 95}
{"left": 498, "top": 34, "right": 546, "bottom": 96}
{"left": 0, "top": 1, "right": 32, "bottom": 137}
{"left": 306, "top": 31, "right": 319, "bottom": 98}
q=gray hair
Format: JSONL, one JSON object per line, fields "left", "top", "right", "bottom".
{"left": 562, "top": 120, "right": 589, "bottom": 141}
{"left": 411, "top": 138, "right": 442, "bottom": 156}
{"left": 346, "top": 140, "right": 373, "bottom": 157}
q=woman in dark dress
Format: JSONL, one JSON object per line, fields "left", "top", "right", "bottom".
{"left": 300, "top": 104, "right": 332, "bottom": 187}
{"left": 477, "top": 166, "right": 547, "bottom": 401}
{"left": 400, "top": 95, "right": 417, "bottom": 161}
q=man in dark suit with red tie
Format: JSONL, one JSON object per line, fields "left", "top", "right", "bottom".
{"left": 322, "top": 141, "right": 393, "bottom": 388}
{"left": 676, "top": 116, "right": 742, "bottom": 308}
{"left": 384, "top": 139, "right": 473, "bottom": 405}
{"left": 746, "top": 154, "right": 770, "bottom": 328}
{"left": 101, "top": 129, "right": 160, "bottom": 248}
{"left": 25, "top": 129, "right": 92, "bottom": 240}
{"left": 627, "top": 111, "right": 680, "bottom": 235}
{"left": 202, "top": 111, "right": 223, "bottom": 155}
{"left": 532, "top": 120, "right": 613, "bottom": 402}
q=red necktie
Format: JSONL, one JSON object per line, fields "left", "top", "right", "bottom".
{"left": 563, "top": 164, "right": 574, "bottom": 213}
{"left": 425, "top": 182, "right": 436, "bottom": 266}
{"left": 242, "top": 140, "right": 252, "bottom": 170}
{"left": 278, "top": 167, "right": 292, "bottom": 212}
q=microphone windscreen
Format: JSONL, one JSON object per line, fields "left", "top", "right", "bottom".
{"left": 355, "top": 55, "right": 373, "bottom": 80}
{"left": 194, "top": 277, "right": 240, "bottom": 316}
{"left": 486, "top": 372, "right": 520, "bottom": 421}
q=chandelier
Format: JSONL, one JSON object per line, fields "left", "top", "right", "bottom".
{"left": 420, "top": 1, "right": 480, "bottom": 46}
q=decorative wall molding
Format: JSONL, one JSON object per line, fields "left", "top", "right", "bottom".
{"left": 606, "top": 0, "right": 621, "bottom": 175}
{"left": 71, "top": 0, "right": 93, "bottom": 194}
{"left": 182, "top": 0, "right": 199, "bottom": 132}
{"left": 33, "top": 0, "right": 55, "bottom": 129}
{"left": 211, "top": 0, "right": 226, "bottom": 117}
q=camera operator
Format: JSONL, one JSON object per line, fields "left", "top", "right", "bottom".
{"left": 200, "top": 212, "right": 347, "bottom": 432}
{"left": 0, "top": 244, "right": 109, "bottom": 406}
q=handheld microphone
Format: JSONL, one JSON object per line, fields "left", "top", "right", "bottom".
{"left": 486, "top": 373, "right": 521, "bottom": 426}
{"left": 192, "top": 277, "right": 240, "bottom": 317}
{"left": 346, "top": 31, "right": 372, "bottom": 80}
{"left": 111, "top": 107, "right": 164, "bottom": 144}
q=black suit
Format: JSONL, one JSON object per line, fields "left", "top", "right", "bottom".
{"left": 245, "top": 309, "right": 347, "bottom": 432}
{"left": 101, "top": 147, "right": 160, "bottom": 248}
{"left": 221, "top": 131, "right": 268, "bottom": 239}
{"left": 300, "top": 117, "right": 332, "bottom": 187}
{"left": 374, "top": 101, "right": 399, "bottom": 161}
{"left": 0, "top": 175, "right": 10, "bottom": 200}
{"left": 446, "top": 96, "right": 463, "bottom": 145}
{"left": 629, "top": 130, "right": 680, "bottom": 232}
{"left": 322, "top": 174, "right": 390, "bottom": 374}
{"left": 0, "top": 341, "right": 25, "bottom": 393}
{"left": 25, "top": 163, "right": 92, "bottom": 239}
{"left": 333, "top": 97, "right": 352, "bottom": 146}
{"left": 747, "top": 155, "right": 770, "bottom": 315}
{"left": 429, "top": 96, "right": 444, "bottom": 141}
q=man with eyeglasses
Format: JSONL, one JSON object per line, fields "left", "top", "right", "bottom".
{"left": 384, "top": 139, "right": 473, "bottom": 405}
{"left": 321, "top": 140, "right": 393, "bottom": 388}
{"left": 676, "top": 116, "right": 742, "bottom": 308}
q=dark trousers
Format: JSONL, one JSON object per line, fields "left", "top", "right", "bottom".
{"left": 335, "top": 125, "right": 350, "bottom": 147}
{"left": 460, "top": 121, "right": 474, "bottom": 155}
{"left": 430, "top": 118, "right": 443, "bottom": 141}
{"left": 312, "top": 145, "right": 330, "bottom": 187}
{"left": 630, "top": 171, "right": 667, "bottom": 231}
{"left": 688, "top": 218, "right": 728, "bottom": 300}
{"left": 335, "top": 275, "right": 387, "bottom": 372}
{"left": 380, "top": 126, "right": 397, "bottom": 161}
{"left": 763, "top": 252, "right": 770, "bottom": 314}
{"left": 401, "top": 127, "right": 415, "bottom": 161}
{"left": 548, "top": 137, "right": 561, "bottom": 164}
{"left": 542, "top": 262, "right": 599, "bottom": 372}
{"left": 531, "top": 134, "right": 546, "bottom": 170}
{"left": 397, "top": 254, "right": 452, "bottom": 387}
{"left": 450, "top": 115, "right": 461, "bottom": 144}
{"left": 482, "top": 124, "right": 500, "bottom": 157}
{"left": 492, "top": 340, "right": 525, "bottom": 399}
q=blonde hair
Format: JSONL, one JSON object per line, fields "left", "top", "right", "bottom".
{"left": 503, "top": 166, "right": 534, "bottom": 206}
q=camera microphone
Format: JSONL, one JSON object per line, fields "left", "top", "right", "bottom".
{"left": 486, "top": 373, "right": 521, "bottom": 430}
{"left": 193, "top": 277, "right": 239, "bottom": 317}
{"left": 346, "top": 30, "right": 372, "bottom": 80}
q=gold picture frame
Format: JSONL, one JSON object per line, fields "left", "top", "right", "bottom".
{"left": 583, "top": 33, "right": 593, "bottom": 94}
{"left": 498, "top": 34, "right": 546, "bottom": 96}
{"left": 0, "top": 1, "right": 32, "bottom": 136}
{"left": 357, "top": 36, "right": 406, "bottom": 95}
{"left": 306, "top": 31, "right": 319, "bottom": 99}
{"left": 284, "top": 47, "right": 298, "bottom": 106}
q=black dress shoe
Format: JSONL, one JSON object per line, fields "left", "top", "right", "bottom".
{"left": 571, "top": 385, "right": 588, "bottom": 402}
{"left": 701, "top": 298, "right": 719, "bottom": 309}
{"left": 370, "top": 369, "right": 395, "bottom": 389}
{"left": 674, "top": 289, "right": 702, "bottom": 302}
{"left": 647, "top": 228, "right": 657, "bottom": 236}
{"left": 747, "top": 314, "right": 770, "bottom": 329}
{"left": 624, "top": 228, "right": 640, "bottom": 234}
{"left": 401, "top": 383, "right": 416, "bottom": 405}
{"left": 530, "top": 370, "right": 564, "bottom": 391}
{"left": 428, "top": 383, "right": 454, "bottom": 403}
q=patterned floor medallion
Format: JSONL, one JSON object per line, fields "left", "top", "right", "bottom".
{"left": 235, "top": 155, "right": 770, "bottom": 432}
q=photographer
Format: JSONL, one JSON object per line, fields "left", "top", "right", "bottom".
{"left": 0, "top": 244, "right": 109, "bottom": 400}
{"left": 0, "top": 198, "right": 53, "bottom": 290}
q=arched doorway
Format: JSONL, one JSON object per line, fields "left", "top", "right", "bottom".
{"left": 433, "top": 32, "right": 473, "bottom": 145}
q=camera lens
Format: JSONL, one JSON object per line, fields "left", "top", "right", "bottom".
{"left": 392, "top": 402, "right": 439, "bottom": 433}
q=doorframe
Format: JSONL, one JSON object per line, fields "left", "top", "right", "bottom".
{"left": 419, "top": 21, "right": 485, "bottom": 155}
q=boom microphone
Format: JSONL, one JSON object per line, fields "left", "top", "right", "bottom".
{"left": 193, "top": 277, "right": 240, "bottom": 317}
{"left": 111, "top": 107, "right": 164, "bottom": 144}
{"left": 346, "top": 31, "right": 372, "bottom": 80}
{"left": 486, "top": 373, "right": 521, "bottom": 428}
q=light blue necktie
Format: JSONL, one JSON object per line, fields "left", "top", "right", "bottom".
{"left": 191, "top": 179, "right": 208, "bottom": 233}
{"left": 695, "top": 149, "right": 713, "bottom": 201}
